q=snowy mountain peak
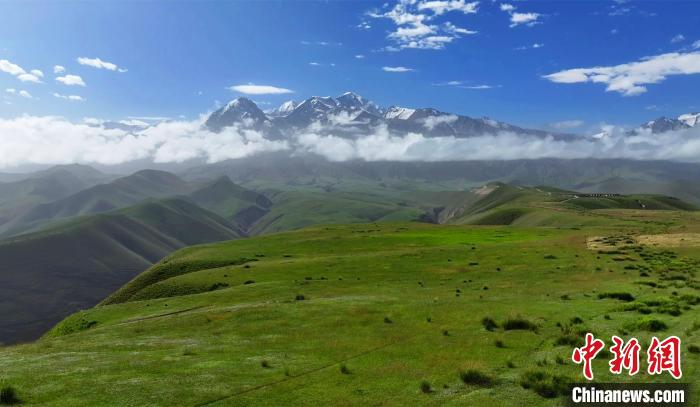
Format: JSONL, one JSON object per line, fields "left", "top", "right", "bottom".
{"left": 267, "top": 100, "right": 298, "bottom": 117}
{"left": 641, "top": 116, "right": 690, "bottom": 134}
{"left": 384, "top": 106, "right": 417, "bottom": 120}
{"left": 204, "top": 97, "right": 269, "bottom": 132}
{"left": 678, "top": 112, "right": 700, "bottom": 127}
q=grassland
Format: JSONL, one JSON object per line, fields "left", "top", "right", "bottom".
{"left": 0, "top": 203, "right": 698, "bottom": 405}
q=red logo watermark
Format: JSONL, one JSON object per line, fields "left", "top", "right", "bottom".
{"left": 572, "top": 333, "right": 682, "bottom": 380}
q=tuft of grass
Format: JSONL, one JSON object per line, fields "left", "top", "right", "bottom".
{"left": 420, "top": 381, "right": 432, "bottom": 394}
{"left": 0, "top": 386, "right": 19, "bottom": 405}
{"left": 598, "top": 292, "right": 635, "bottom": 302}
{"left": 261, "top": 359, "right": 270, "bottom": 368}
{"left": 481, "top": 317, "right": 498, "bottom": 331}
{"left": 520, "top": 370, "right": 570, "bottom": 399}
{"left": 503, "top": 316, "right": 538, "bottom": 332}
{"left": 494, "top": 339, "right": 505, "bottom": 348}
{"left": 459, "top": 369, "right": 494, "bottom": 387}
{"left": 632, "top": 318, "right": 668, "bottom": 332}
{"left": 340, "top": 364, "right": 350, "bottom": 374}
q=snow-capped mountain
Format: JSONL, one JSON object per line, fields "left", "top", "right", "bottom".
{"left": 204, "top": 98, "right": 271, "bottom": 132}
{"left": 630, "top": 112, "right": 699, "bottom": 135}
{"left": 267, "top": 100, "right": 298, "bottom": 117}
{"left": 679, "top": 112, "right": 700, "bottom": 127}
{"left": 204, "top": 92, "right": 564, "bottom": 139}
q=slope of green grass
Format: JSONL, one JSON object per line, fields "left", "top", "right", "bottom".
{"left": 1, "top": 214, "right": 698, "bottom": 405}
{"left": 0, "top": 198, "right": 242, "bottom": 345}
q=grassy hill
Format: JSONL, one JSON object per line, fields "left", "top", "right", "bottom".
{"left": 0, "top": 165, "right": 113, "bottom": 233}
{"left": 0, "top": 198, "right": 243, "bottom": 345}
{"left": 0, "top": 210, "right": 698, "bottom": 404}
{"left": 188, "top": 176, "right": 272, "bottom": 232}
{"left": 440, "top": 183, "right": 697, "bottom": 227}
{"left": 0, "top": 170, "right": 193, "bottom": 237}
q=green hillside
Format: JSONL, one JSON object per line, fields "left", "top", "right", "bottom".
{"left": 442, "top": 183, "right": 697, "bottom": 227}
{"left": 0, "top": 210, "right": 698, "bottom": 405}
{"left": 0, "top": 165, "right": 113, "bottom": 235}
{"left": 188, "top": 176, "right": 272, "bottom": 232}
{"left": 0, "top": 198, "right": 242, "bottom": 345}
{"left": 0, "top": 170, "right": 192, "bottom": 237}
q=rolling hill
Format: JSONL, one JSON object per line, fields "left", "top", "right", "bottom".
{"left": 0, "top": 198, "right": 243, "bottom": 345}
{"left": 0, "top": 211, "right": 697, "bottom": 405}
{"left": 0, "top": 169, "right": 193, "bottom": 237}
{"left": 0, "top": 165, "right": 113, "bottom": 232}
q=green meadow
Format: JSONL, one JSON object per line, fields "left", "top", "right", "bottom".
{"left": 0, "top": 202, "right": 698, "bottom": 405}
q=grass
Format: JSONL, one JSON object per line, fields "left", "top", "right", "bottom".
{"left": 502, "top": 316, "right": 538, "bottom": 332}
{"left": 460, "top": 369, "right": 495, "bottom": 387}
{"left": 0, "top": 215, "right": 698, "bottom": 405}
{"left": 0, "top": 386, "right": 19, "bottom": 405}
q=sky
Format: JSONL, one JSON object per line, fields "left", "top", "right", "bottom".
{"left": 1, "top": 0, "right": 699, "bottom": 131}
{"left": 1, "top": 1, "right": 700, "bottom": 170}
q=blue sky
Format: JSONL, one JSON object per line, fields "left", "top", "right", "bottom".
{"left": 1, "top": 0, "right": 699, "bottom": 131}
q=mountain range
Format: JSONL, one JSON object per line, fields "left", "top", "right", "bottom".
{"left": 204, "top": 91, "right": 699, "bottom": 139}
{"left": 205, "top": 92, "right": 565, "bottom": 139}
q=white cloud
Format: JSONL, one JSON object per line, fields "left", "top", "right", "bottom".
{"left": 17, "top": 73, "right": 42, "bottom": 83}
{"left": 6, "top": 113, "right": 700, "bottom": 168}
{"left": 550, "top": 120, "right": 584, "bottom": 129}
{"left": 368, "top": 0, "right": 478, "bottom": 50}
{"left": 460, "top": 84, "right": 496, "bottom": 89}
{"left": 516, "top": 43, "right": 544, "bottom": 50}
{"left": 670, "top": 34, "right": 685, "bottom": 44}
{"left": 421, "top": 114, "right": 458, "bottom": 130}
{"left": 77, "top": 57, "right": 127, "bottom": 72}
{"left": 693, "top": 40, "right": 700, "bottom": 49}
{"left": 5, "top": 88, "right": 32, "bottom": 99}
{"left": 308, "top": 62, "right": 336, "bottom": 67}
{"left": 0, "top": 59, "right": 44, "bottom": 83}
{"left": 443, "top": 22, "right": 477, "bottom": 35}
{"left": 53, "top": 92, "right": 85, "bottom": 102}
{"left": 56, "top": 74, "right": 86, "bottom": 86}
{"left": 295, "top": 123, "right": 700, "bottom": 163}
{"left": 436, "top": 81, "right": 497, "bottom": 89}
{"left": 543, "top": 51, "right": 700, "bottom": 96}
{"left": 382, "top": 66, "right": 415, "bottom": 72}
{"left": 53, "top": 65, "right": 66, "bottom": 74}
{"left": 417, "top": 0, "right": 479, "bottom": 16}
{"left": 499, "top": 3, "right": 515, "bottom": 12}
{"left": 0, "top": 116, "right": 289, "bottom": 169}
{"left": 509, "top": 12, "right": 541, "bottom": 27}
{"left": 229, "top": 84, "right": 293, "bottom": 95}
{"left": 0, "top": 59, "right": 26, "bottom": 76}
{"left": 300, "top": 40, "right": 342, "bottom": 46}
{"left": 499, "top": 3, "right": 541, "bottom": 27}
{"left": 355, "top": 54, "right": 365, "bottom": 59}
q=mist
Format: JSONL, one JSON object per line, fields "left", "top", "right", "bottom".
{"left": 2, "top": 114, "right": 700, "bottom": 170}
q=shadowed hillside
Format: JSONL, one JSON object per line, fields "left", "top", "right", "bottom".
{"left": 0, "top": 198, "right": 242, "bottom": 344}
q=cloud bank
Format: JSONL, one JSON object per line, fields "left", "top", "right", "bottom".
{"left": 544, "top": 51, "right": 700, "bottom": 96}
{"left": 229, "top": 84, "right": 294, "bottom": 95}
{"left": 2, "top": 115, "right": 700, "bottom": 169}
